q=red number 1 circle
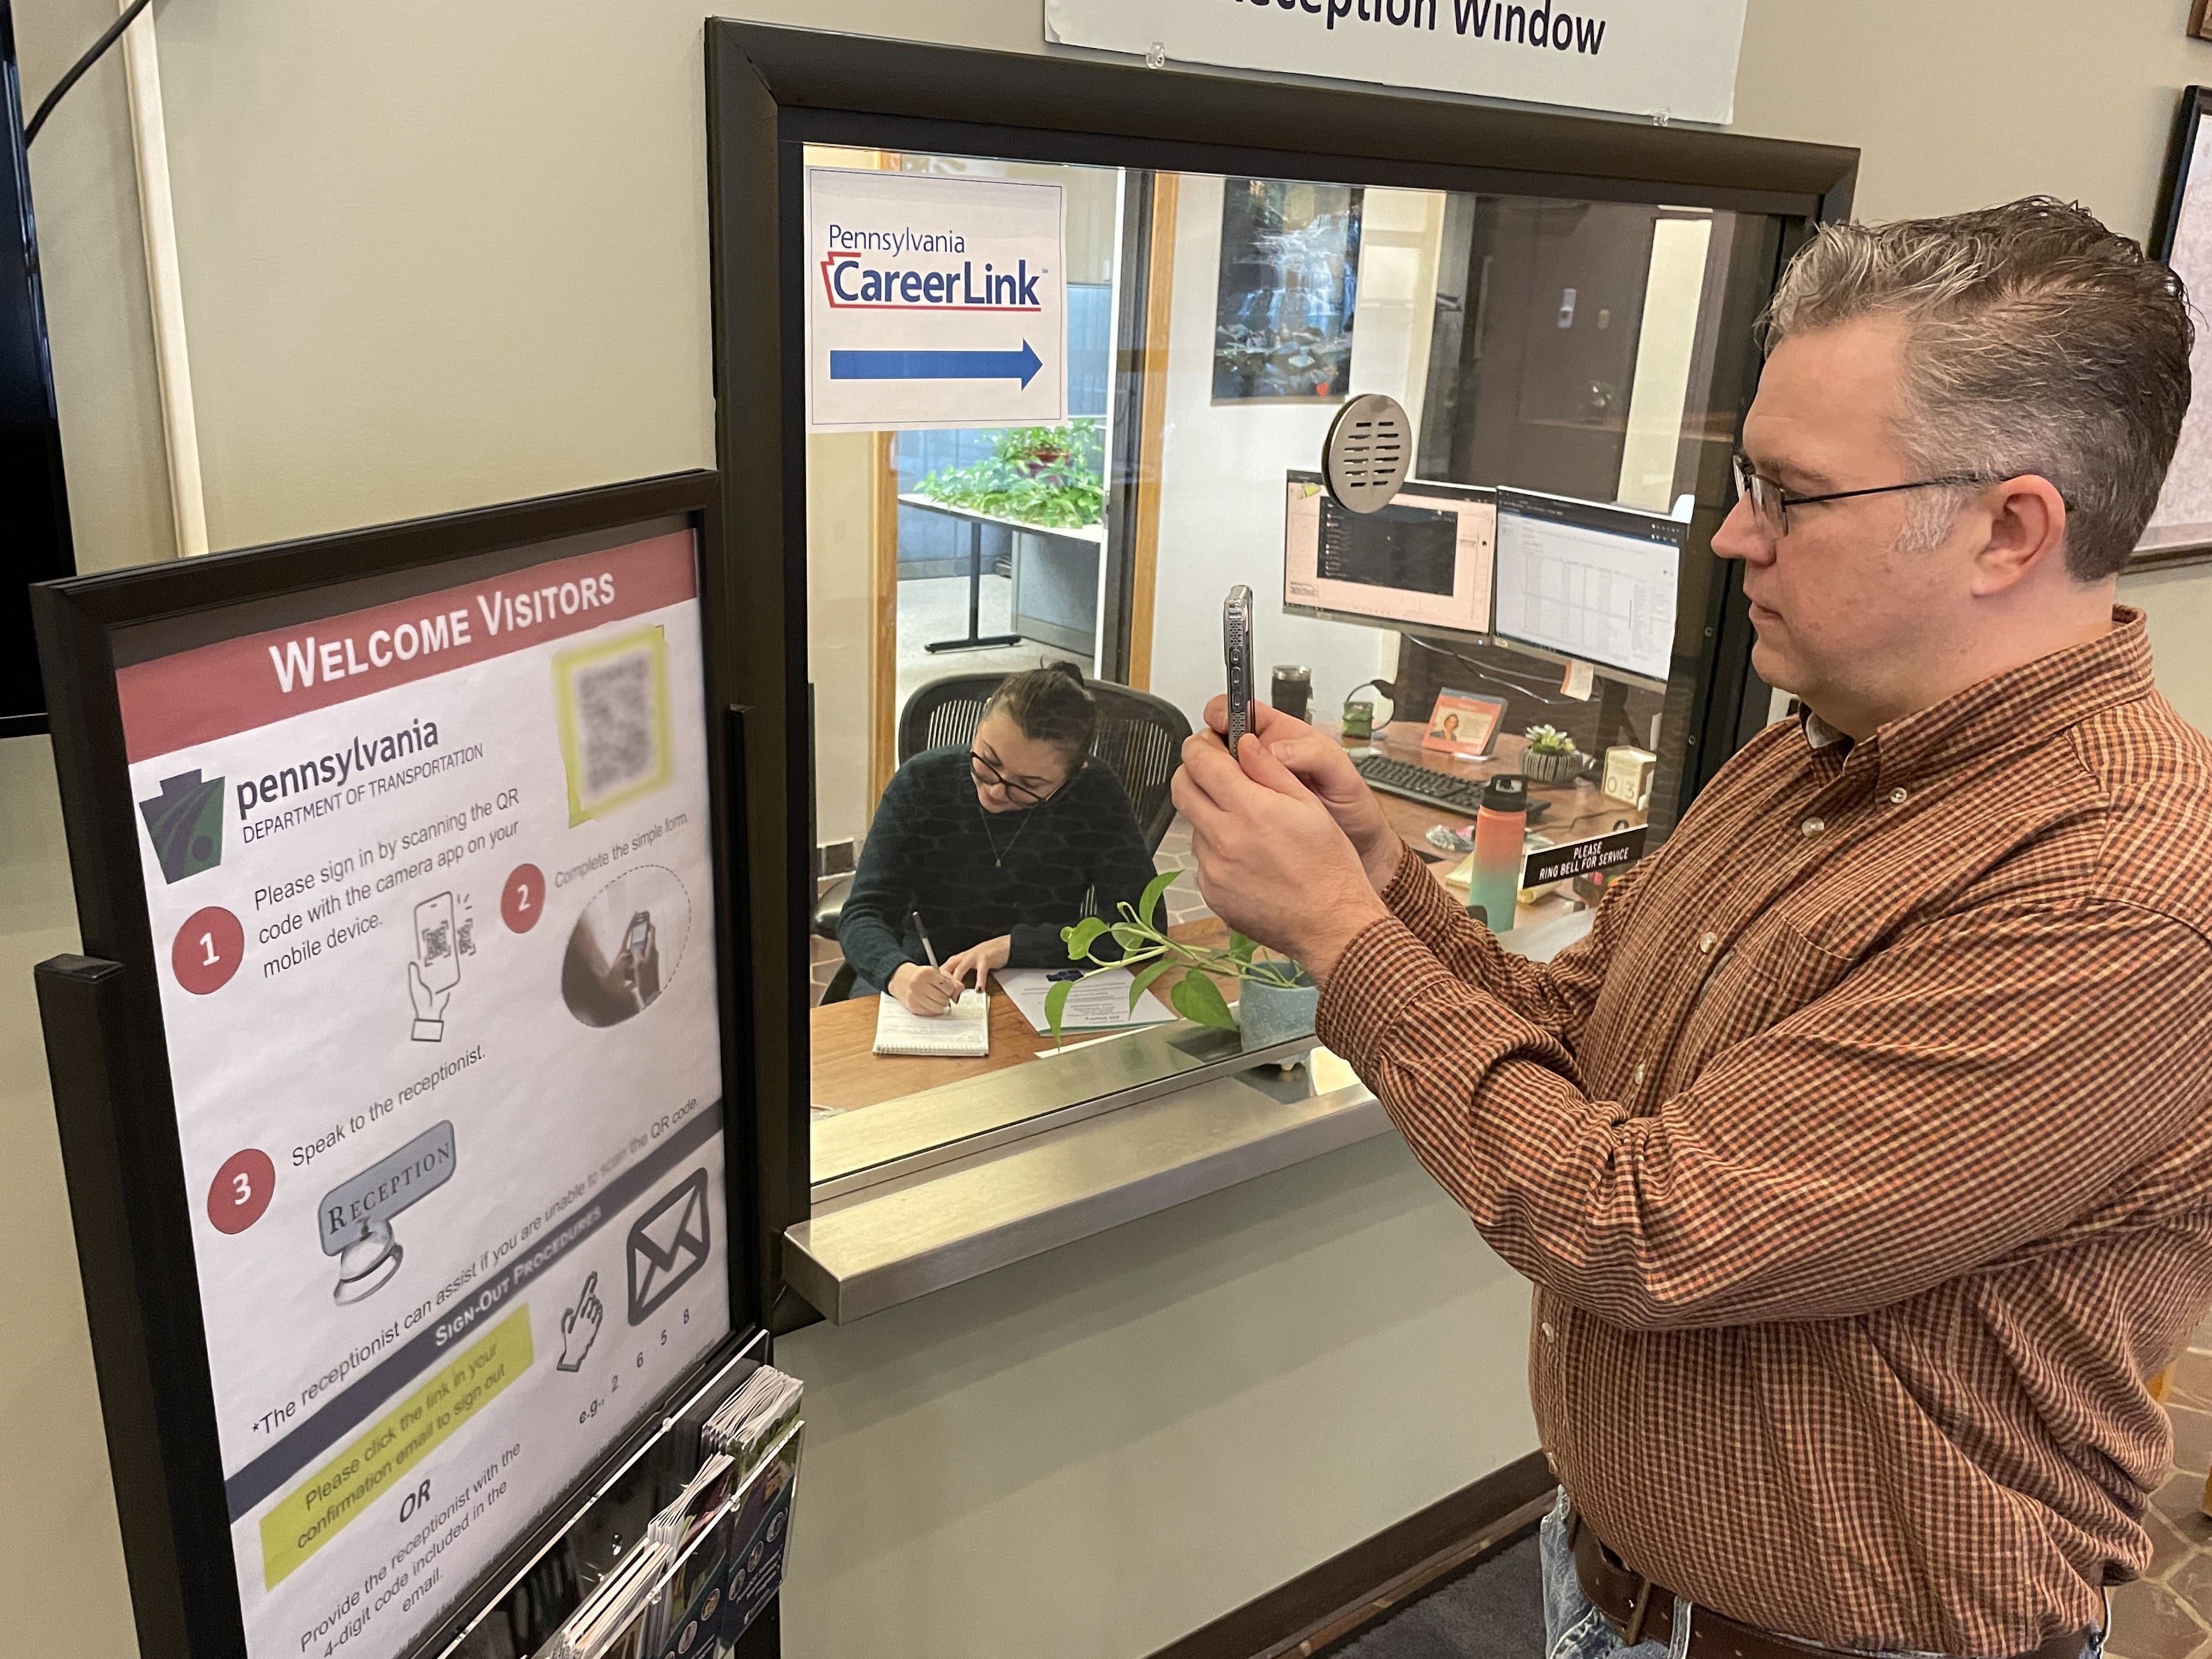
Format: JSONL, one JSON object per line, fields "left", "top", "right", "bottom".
{"left": 208, "top": 1149, "right": 275, "bottom": 1234}
{"left": 173, "top": 907, "right": 245, "bottom": 995}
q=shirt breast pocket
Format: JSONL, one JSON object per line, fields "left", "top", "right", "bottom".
{"left": 1674, "top": 916, "right": 1855, "bottom": 1077}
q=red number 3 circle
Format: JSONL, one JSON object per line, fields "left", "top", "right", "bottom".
{"left": 208, "top": 1150, "right": 275, "bottom": 1234}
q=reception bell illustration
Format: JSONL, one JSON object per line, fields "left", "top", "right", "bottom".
{"left": 318, "top": 1122, "right": 457, "bottom": 1305}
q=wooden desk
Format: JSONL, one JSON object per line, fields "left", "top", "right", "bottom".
{"left": 811, "top": 918, "right": 1236, "bottom": 1114}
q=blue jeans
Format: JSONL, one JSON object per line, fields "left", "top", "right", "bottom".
{"left": 1540, "top": 1493, "right": 2107, "bottom": 1659}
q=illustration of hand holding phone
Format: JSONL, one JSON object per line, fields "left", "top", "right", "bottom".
{"left": 1224, "top": 585, "right": 1256, "bottom": 756}
{"left": 616, "top": 909, "right": 660, "bottom": 1010}
{"left": 408, "top": 893, "right": 461, "bottom": 1042}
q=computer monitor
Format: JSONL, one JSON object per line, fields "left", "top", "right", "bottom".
{"left": 1490, "top": 488, "right": 1684, "bottom": 685}
{"left": 1281, "top": 471, "right": 1495, "bottom": 640}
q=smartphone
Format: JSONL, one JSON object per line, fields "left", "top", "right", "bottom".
{"left": 1223, "top": 584, "right": 1255, "bottom": 755}
{"left": 625, "top": 910, "right": 652, "bottom": 957}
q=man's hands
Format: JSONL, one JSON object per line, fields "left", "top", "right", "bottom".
{"left": 942, "top": 934, "right": 1012, "bottom": 991}
{"left": 1173, "top": 715, "right": 1390, "bottom": 984}
{"left": 1200, "top": 696, "right": 1403, "bottom": 894}
{"left": 890, "top": 961, "right": 965, "bottom": 1016}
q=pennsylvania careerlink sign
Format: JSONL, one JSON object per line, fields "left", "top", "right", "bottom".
{"left": 1045, "top": 0, "right": 1748, "bottom": 126}
{"left": 806, "top": 168, "right": 1068, "bottom": 433}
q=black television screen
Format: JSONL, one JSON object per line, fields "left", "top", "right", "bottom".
{"left": 2, "top": 0, "right": 79, "bottom": 738}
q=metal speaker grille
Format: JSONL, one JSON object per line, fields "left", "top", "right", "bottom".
{"left": 1322, "top": 393, "right": 1414, "bottom": 515}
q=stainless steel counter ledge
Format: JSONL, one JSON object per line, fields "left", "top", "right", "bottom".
{"left": 782, "top": 906, "right": 1596, "bottom": 1324}
{"left": 785, "top": 1065, "right": 1391, "bottom": 1323}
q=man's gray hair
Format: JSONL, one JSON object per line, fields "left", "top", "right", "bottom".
{"left": 1762, "top": 197, "right": 2193, "bottom": 580}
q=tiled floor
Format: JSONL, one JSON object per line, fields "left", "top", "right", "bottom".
{"left": 2111, "top": 1314, "right": 2212, "bottom": 1659}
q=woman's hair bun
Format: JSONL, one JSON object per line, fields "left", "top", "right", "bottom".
{"left": 983, "top": 661, "right": 1098, "bottom": 769}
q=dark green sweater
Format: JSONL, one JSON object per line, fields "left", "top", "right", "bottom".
{"left": 837, "top": 747, "right": 1158, "bottom": 993}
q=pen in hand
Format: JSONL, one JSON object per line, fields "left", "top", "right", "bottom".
{"left": 910, "top": 912, "right": 963, "bottom": 1015}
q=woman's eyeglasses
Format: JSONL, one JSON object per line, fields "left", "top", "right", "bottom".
{"left": 1731, "top": 452, "right": 1999, "bottom": 538}
{"left": 970, "top": 750, "right": 1064, "bottom": 807}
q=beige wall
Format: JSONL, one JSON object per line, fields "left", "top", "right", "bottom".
{"left": 10, "top": 2, "right": 2212, "bottom": 1656}
{"left": 776, "top": 1135, "right": 1534, "bottom": 1659}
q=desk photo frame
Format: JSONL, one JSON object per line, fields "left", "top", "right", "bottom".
{"left": 31, "top": 471, "right": 779, "bottom": 1659}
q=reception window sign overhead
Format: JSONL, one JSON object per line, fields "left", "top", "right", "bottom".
{"left": 1044, "top": 0, "right": 1749, "bottom": 127}
{"left": 805, "top": 168, "right": 1069, "bottom": 432}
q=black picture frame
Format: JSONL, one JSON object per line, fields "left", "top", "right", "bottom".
{"left": 31, "top": 469, "right": 771, "bottom": 1659}
{"left": 704, "top": 17, "right": 1859, "bottom": 1321}
{"left": 0, "top": 0, "right": 75, "bottom": 738}
{"left": 1212, "top": 178, "right": 1365, "bottom": 403}
{"left": 2141, "top": 85, "right": 2212, "bottom": 571}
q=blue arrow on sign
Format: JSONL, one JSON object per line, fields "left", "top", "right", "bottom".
{"left": 830, "top": 342, "right": 1045, "bottom": 389}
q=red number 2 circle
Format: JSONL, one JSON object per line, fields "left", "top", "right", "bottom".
{"left": 503, "top": 864, "right": 545, "bottom": 934}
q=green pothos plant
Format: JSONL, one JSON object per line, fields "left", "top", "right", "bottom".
{"left": 914, "top": 418, "right": 1105, "bottom": 531}
{"left": 1049, "top": 870, "right": 1306, "bottom": 1041}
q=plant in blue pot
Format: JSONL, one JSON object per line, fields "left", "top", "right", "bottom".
{"left": 1050, "top": 871, "right": 1317, "bottom": 1054}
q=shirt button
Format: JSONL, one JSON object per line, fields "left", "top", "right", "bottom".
{"left": 1889, "top": 787, "right": 1909, "bottom": 805}
{"left": 1801, "top": 817, "right": 1826, "bottom": 837}
{"left": 1698, "top": 932, "right": 1718, "bottom": 955}
{"left": 1634, "top": 1063, "right": 1647, "bottom": 1086}
{"left": 1542, "top": 1320, "right": 1558, "bottom": 1344}
{"left": 1545, "top": 1450, "right": 1560, "bottom": 1475}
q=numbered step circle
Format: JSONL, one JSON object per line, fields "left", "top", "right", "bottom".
{"left": 207, "top": 1148, "right": 275, "bottom": 1234}
{"left": 503, "top": 864, "right": 545, "bottom": 933}
{"left": 172, "top": 907, "right": 245, "bottom": 995}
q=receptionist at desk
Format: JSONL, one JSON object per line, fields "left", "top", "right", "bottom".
{"left": 837, "top": 664, "right": 1157, "bottom": 1016}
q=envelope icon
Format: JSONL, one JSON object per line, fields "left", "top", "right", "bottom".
{"left": 627, "top": 1169, "right": 711, "bottom": 1324}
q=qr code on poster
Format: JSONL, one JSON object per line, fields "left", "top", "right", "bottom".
{"left": 553, "top": 626, "right": 673, "bottom": 824}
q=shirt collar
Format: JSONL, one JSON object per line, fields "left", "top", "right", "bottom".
{"left": 1797, "top": 608, "right": 2154, "bottom": 784}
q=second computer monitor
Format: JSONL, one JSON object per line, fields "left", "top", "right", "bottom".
{"left": 1490, "top": 488, "right": 1685, "bottom": 685}
{"left": 1281, "top": 472, "right": 1496, "bottom": 638}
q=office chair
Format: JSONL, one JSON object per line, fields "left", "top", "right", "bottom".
{"left": 815, "top": 670, "right": 1193, "bottom": 1005}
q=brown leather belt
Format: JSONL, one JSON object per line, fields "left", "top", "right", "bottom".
{"left": 1569, "top": 1509, "right": 2094, "bottom": 1659}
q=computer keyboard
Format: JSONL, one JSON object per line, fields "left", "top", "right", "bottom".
{"left": 1353, "top": 752, "right": 1550, "bottom": 822}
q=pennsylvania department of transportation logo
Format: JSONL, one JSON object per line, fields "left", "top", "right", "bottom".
{"left": 139, "top": 769, "right": 226, "bottom": 884}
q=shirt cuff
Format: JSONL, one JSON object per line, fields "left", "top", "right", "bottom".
{"left": 1315, "top": 914, "right": 1461, "bottom": 1078}
{"left": 1382, "top": 843, "right": 1466, "bottom": 939}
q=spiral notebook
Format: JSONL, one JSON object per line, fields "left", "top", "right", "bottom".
{"left": 873, "top": 991, "right": 991, "bottom": 1057}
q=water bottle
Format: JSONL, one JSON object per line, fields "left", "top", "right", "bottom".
{"left": 1468, "top": 775, "right": 1528, "bottom": 933}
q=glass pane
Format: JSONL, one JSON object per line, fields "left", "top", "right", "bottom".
{"left": 800, "top": 144, "right": 1784, "bottom": 1163}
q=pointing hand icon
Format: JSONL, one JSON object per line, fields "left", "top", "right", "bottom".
{"left": 559, "top": 1271, "right": 603, "bottom": 1373}
{"left": 408, "top": 960, "right": 451, "bottom": 1042}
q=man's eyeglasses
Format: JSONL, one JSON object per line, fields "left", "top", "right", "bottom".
{"left": 970, "top": 750, "right": 1066, "bottom": 807}
{"left": 1731, "top": 452, "right": 1998, "bottom": 538}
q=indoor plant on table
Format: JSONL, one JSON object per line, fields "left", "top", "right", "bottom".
{"left": 1048, "top": 870, "right": 1317, "bottom": 1054}
{"left": 1519, "top": 724, "right": 1582, "bottom": 784}
{"left": 914, "top": 418, "right": 1105, "bottom": 531}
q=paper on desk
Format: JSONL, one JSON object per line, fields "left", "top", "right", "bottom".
{"left": 996, "top": 967, "right": 1178, "bottom": 1034}
{"left": 872, "top": 990, "right": 990, "bottom": 1057}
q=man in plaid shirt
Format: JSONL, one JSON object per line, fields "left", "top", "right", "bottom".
{"left": 1176, "top": 199, "right": 2212, "bottom": 1659}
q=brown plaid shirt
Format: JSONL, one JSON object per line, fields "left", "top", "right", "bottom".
{"left": 1316, "top": 611, "right": 2212, "bottom": 1656}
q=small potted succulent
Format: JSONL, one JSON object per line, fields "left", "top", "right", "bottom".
{"left": 1519, "top": 724, "right": 1581, "bottom": 785}
{"left": 1051, "top": 871, "right": 1317, "bottom": 1054}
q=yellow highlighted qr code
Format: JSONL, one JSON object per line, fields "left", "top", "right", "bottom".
{"left": 260, "top": 1307, "right": 533, "bottom": 1589}
{"left": 553, "top": 626, "right": 673, "bottom": 826}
